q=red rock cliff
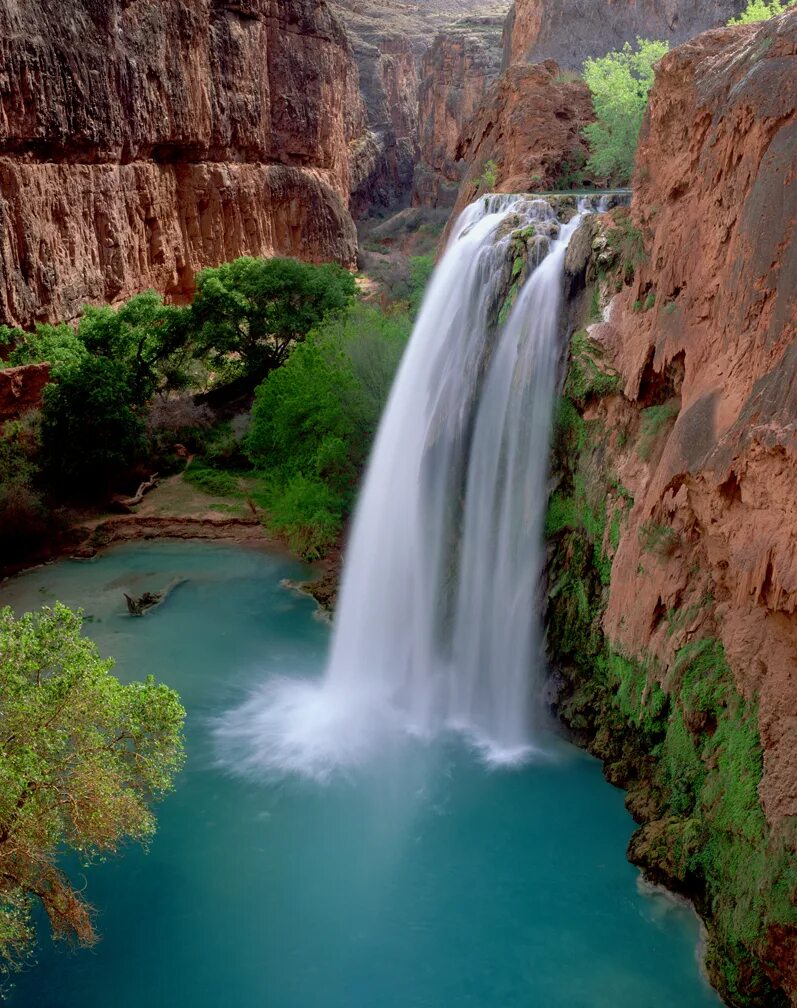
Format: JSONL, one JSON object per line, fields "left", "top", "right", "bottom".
{"left": 447, "top": 61, "right": 593, "bottom": 223}
{"left": 504, "top": 0, "right": 747, "bottom": 69}
{"left": 602, "top": 9, "right": 797, "bottom": 829}
{"left": 0, "top": 0, "right": 366, "bottom": 327}
{"left": 411, "top": 16, "right": 505, "bottom": 208}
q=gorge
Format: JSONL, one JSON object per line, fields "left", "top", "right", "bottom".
{"left": 0, "top": 0, "right": 796, "bottom": 1006}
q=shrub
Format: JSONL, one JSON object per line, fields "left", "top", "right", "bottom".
{"left": 41, "top": 358, "right": 145, "bottom": 495}
{"left": 476, "top": 159, "right": 499, "bottom": 193}
{"left": 191, "top": 257, "right": 357, "bottom": 383}
{"left": 247, "top": 302, "right": 410, "bottom": 556}
{"left": 583, "top": 39, "right": 670, "bottom": 185}
{"left": 728, "top": 0, "right": 795, "bottom": 23}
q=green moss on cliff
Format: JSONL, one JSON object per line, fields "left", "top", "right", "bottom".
{"left": 545, "top": 346, "right": 797, "bottom": 1007}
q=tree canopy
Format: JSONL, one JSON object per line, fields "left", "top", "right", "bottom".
{"left": 0, "top": 604, "right": 185, "bottom": 971}
{"left": 728, "top": 0, "right": 795, "bottom": 22}
{"left": 191, "top": 257, "right": 358, "bottom": 383}
{"left": 246, "top": 302, "right": 410, "bottom": 557}
{"left": 40, "top": 357, "right": 145, "bottom": 494}
{"left": 582, "top": 38, "right": 669, "bottom": 185}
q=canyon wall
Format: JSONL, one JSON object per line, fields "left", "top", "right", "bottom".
{"left": 0, "top": 0, "right": 365, "bottom": 328}
{"left": 411, "top": 15, "right": 506, "bottom": 208}
{"left": 547, "top": 10, "right": 797, "bottom": 1005}
{"left": 504, "top": 0, "right": 747, "bottom": 69}
{"left": 335, "top": 1, "right": 509, "bottom": 216}
{"left": 446, "top": 62, "right": 594, "bottom": 224}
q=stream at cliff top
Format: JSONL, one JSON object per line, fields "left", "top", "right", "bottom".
{"left": 1, "top": 542, "right": 722, "bottom": 1008}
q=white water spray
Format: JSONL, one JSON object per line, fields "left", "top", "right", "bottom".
{"left": 217, "top": 194, "right": 602, "bottom": 778}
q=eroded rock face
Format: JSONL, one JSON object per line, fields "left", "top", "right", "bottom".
{"left": 504, "top": 0, "right": 747, "bottom": 69}
{"left": 0, "top": 364, "right": 50, "bottom": 422}
{"left": 557, "top": 12, "right": 797, "bottom": 1000}
{"left": 411, "top": 16, "right": 506, "bottom": 208}
{"left": 335, "top": 0, "right": 509, "bottom": 216}
{"left": 447, "top": 61, "right": 593, "bottom": 224}
{"left": 603, "top": 9, "right": 797, "bottom": 828}
{"left": 0, "top": 0, "right": 365, "bottom": 327}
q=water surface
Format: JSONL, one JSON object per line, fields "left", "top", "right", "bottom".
{"left": 1, "top": 542, "right": 721, "bottom": 1008}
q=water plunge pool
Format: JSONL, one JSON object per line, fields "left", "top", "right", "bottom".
{"left": 2, "top": 541, "right": 721, "bottom": 1008}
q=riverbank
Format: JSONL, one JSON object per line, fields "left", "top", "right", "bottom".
{"left": 0, "top": 473, "right": 287, "bottom": 582}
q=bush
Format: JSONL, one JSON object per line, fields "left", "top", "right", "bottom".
{"left": 583, "top": 39, "right": 669, "bottom": 185}
{"left": 191, "top": 257, "right": 357, "bottom": 383}
{"left": 728, "top": 0, "right": 795, "bottom": 22}
{"left": 0, "top": 415, "right": 51, "bottom": 560}
{"left": 41, "top": 358, "right": 145, "bottom": 495}
{"left": 247, "top": 302, "right": 410, "bottom": 556}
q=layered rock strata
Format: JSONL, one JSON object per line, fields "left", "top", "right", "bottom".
{"left": 0, "top": 0, "right": 365, "bottom": 327}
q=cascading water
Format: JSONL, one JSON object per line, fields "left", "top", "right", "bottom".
{"left": 217, "top": 194, "right": 602, "bottom": 778}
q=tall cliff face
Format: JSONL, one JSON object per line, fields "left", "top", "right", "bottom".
{"left": 411, "top": 16, "right": 505, "bottom": 208}
{"left": 446, "top": 61, "right": 594, "bottom": 225}
{"left": 504, "top": 0, "right": 747, "bottom": 69}
{"left": 335, "top": 0, "right": 509, "bottom": 217}
{"left": 548, "top": 11, "right": 797, "bottom": 1005}
{"left": 0, "top": 0, "right": 365, "bottom": 327}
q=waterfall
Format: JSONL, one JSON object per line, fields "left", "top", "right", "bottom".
{"left": 217, "top": 194, "right": 600, "bottom": 779}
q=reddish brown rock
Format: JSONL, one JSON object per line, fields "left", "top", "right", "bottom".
{"left": 412, "top": 16, "right": 506, "bottom": 208}
{"left": 0, "top": 364, "right": 50, "bottom": 422}
{"left": 503, "top": 0, "right": 747, "bottom": 70}
{"left": 0, "top": 0, "right": 366, "bottom": 327}
{"left": 599, "top": 10, "right": 797, "bottom": 833}
{"left": 448, "top": 61, "right": 593, "bottom": 222}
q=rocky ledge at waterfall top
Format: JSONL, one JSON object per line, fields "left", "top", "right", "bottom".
{"left": 547, "top": 10, "right": 797, "bottom": 1005}
{"left": 0, "top": 0, "right": 365, "bottom": 328}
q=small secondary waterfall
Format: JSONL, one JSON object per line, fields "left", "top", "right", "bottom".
{"left": 218, "top": 195, "right": 600, "bottom": 778}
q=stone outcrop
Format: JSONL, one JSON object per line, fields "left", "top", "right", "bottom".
{"left": 447, "top": 61, "right": 594, "bottom": 223}
{"left": 411, "top": 16, "right": 506, "bottom": 208}
{"left": 0, "top": 364, "right": 50, "bottom": 422}
{"left": 334, "top": 0, "right": 509, "bottom": 216}
{"left": 547, "top": 11, "right": 797, "bottom": 1005}
{"left": 503, "top": 0, "right": 748, "bottom": 70}
{"left": 0, "top": 0, "right": 366, "bottom": 328}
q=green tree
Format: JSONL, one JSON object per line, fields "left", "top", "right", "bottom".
{"left": 728, "top": 0, "right": 795, "bottom": 22}
{"left": 0, "top": 604, "right": 184, "bottom": 971}
{"left": 0, "top": 414, "right": 50, "bottom": 562}
{"left": 191, "top": 257, "right": 357, "bottom": 384}
{"left": 247, "top": 303, "right": 410, "bottom": 556}
{"left": 582, "top": 38, "right": 670, "bottom": 185}
{"left": 1, "top": 324, "right": 87, "bottom": 372}
{"left": 77, "top": 293, "right": 192, "bottom": 404}
{"left": 40, "top": 358, "right": 145, "bottom": 494}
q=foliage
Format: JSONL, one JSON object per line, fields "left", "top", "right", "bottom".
{"left": 603, "top": 209, "right": 648, "bottom": 283}
{"left": 582, "top": 39, "right": 670, "bottom": 185}
{"left": 637, "top": 401, "right": 680, "bottom": 461}
{"left": 545, "top": 352, "right": 796, "bottom": 1006}
{"left": 638, "top": 520, "right": 680, "bottom": 556}
{"left": 564, "top": 330, "right": 620, "bottom": 405}
{"left": 0, "top": 604, "right": 184, "bottom": 971}
{"left": 408, "top": 255, "right": 435, "bottom": 316}
{"left": 183, "top": 460, "right": 241, "bottom": 498}
{"left": 191, "top": 257, "right": 357, "bottom": 383}
{"left": 0, "top": 415, "right": 51, "bottom": 561}
{"left": 247, "top": 303, "right": 410, "bottom": 557}
{"left": 77, "top": 293, "right": 192, "bottom": 403}
{"left": 40, "top": 358, "right": 145, "bottom": 494}
{"left": 728, "top": 0, "right": 795, "bottom": 23}
{"left": 476, "top": 160, "right": 499, "bottom": 193}
{"left": 1, "top": 324, "right": 87, "bottom": 371}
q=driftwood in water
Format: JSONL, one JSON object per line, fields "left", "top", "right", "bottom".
{"left": 124, "top": 578, "right": 186, "bottom": 617}
{"left": 122, "top": 473, "right": 159, "bottom": 508}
